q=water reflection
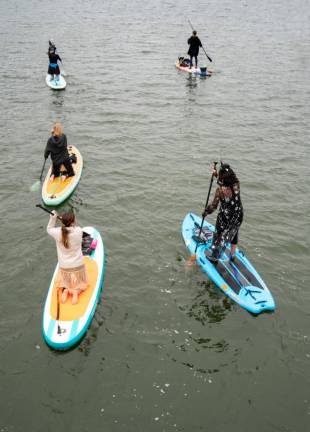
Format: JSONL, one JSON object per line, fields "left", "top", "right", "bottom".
{"left": 183, "top": 281, "right": 234, "bottom": 325}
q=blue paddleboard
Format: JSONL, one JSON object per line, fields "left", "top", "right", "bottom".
{"left": 182, "top": 213, "right": 275, "bottom": 314}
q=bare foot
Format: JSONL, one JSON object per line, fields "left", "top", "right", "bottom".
{"left": 61, "top": 289, "right": 68, "bottom": 303}
{"left": 72, "top": 291, "right": 78, "bottom": 305}
{"left": 49, "top": 175, "right": 55, "bottom": 182}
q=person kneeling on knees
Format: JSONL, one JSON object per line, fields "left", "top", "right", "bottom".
{"left": 47, "top": 210, "right": 88, "bottom": 305}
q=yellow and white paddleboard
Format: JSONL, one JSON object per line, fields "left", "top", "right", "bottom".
{"left": 42, "top": 145, "right": 83, "bottom": 206}
{"left": 43, "top": 227, "right": 105, "bottom": 350}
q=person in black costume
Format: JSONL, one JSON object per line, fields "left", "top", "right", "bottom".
{"left": 44, "top": 122, "right": 75, "bottom": 182}
{"left": 187, "top": 30, "right": 202, "bottom": 69}
{"left": 203, "top": 163, "right": 244, "bottom": 263}
{"left": 47, "top": 41, "right": 62, "bottom": 81}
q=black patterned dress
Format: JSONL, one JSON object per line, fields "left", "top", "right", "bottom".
{"left": 206, "top": 183, "right": 243, "bottom": 259}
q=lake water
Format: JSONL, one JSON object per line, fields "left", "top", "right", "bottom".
{"left": 0, "top": 0, "right": 309, "bottom": 430}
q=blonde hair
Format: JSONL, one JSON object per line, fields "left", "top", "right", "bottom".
{"left": 52, "top": 122, "right": 63, "bottom": 137}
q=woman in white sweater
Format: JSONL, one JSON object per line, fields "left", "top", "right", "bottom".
{"left": 47, "top": 210, "right": 88, "bottom": 305}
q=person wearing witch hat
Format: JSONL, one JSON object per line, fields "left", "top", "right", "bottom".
{"left": 47, "top": 39, "right": 57, "bottom": 55}
{"left": 202, "top": 163, "right": 244, "bottom": 264}
{"left": 47, "top": 39, "right": 62, "bottom": 81}
{"left": 187, "top": 30, "right": 202, "bottom": 69}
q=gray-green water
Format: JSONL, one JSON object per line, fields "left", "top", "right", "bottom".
{"left": 0, "top": 0, "right": 309, "bottom": 430}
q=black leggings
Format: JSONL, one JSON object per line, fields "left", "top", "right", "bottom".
{"left": 52, "top": 159, "right": 74, "bottom": 177}
{"left": 190, "top": 55, "right": 198, "bottom": 67}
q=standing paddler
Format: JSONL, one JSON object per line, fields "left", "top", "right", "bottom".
{"left": 202, "top": 163, "right": 244, "bottom": 264}
{"left": 187, "top": 30, "right": 202, "bottom": 69}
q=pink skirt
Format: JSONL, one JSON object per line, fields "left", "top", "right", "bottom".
{"left": 58, "top": 264, "right": 89, "bottom": 293}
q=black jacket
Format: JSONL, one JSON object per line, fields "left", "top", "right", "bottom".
{"left": 187, "top": 36, "right": 202, "bottom": 56}
{"left": 48, "top": 52, "right": 62, "bottom": 64}
{"left": 44, "top": 134, "right": 69, "bottom": 165}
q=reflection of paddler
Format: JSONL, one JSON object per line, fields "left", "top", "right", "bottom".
{"left": 47, "top": 210, "right": 89, "bottom": 305}
{"left": 44, "top": 122, "right": 75, "bottom": 183}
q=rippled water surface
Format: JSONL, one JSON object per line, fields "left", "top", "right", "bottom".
{"left": 0, "top": 0, "right": 309, "bottom": 431}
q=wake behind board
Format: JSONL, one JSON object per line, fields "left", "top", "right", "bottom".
{"left": 175, "top": 61, "right": 211, "bottom": 77}
{"left": 42, "top": 227, "right": 105, "bottom": 350}
{"left": 46, "top": 74, "right": 66, "bottom": 90}
{"left": 182, "top": 213, "right": 275, "bottom": 314}
{"left": 42, "top": 145, "right": 82, "bottom": 206}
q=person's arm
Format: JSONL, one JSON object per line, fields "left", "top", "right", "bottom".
{"left": 204, "top": 187, "right": 221, "bottom": 216}
{"left": 188, "top": 37, "right": 191, "bottom": 45}
{"left": 44, "top": 139, "right": 51, "bottom": 159}
{"left": 47, "top": 212, "right": 59, "bottom": 239}
{"left": 199, "top": 38, "right": 202, "bottom": 47}
{"left": 57, "top": 54, "right": 62, "bottom": 63}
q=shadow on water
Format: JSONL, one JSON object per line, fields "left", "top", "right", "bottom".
{"left": 49, "top": 90, "right": 65, "bottom": 108}
{"left": 186, "top": 74, "right": 198, "bottom": 89}
{"left": 180, "top": 280, "right": 234, "bottom": 325}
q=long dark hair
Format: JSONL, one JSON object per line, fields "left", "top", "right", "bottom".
{"left": 218, "top": 163, "right": 239, "bottom": 188}
{"left": 61, "top": 211, "right": 75, "bottom": 249}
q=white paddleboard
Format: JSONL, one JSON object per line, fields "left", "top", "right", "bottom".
{"left": 46, "top": 74, "right": 66, "bottom": 90}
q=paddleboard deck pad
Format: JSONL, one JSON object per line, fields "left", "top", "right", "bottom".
{"left": 175, "top": 61, "right": 211, "bottom": 76}
{"left": 46, "top": 74, "right": 66, "bottom": 90}
{"left": 42, "top": 145, "right": 82, "bottom": 206}
{"left": 42, "top": 226, "right": 105, "bottom": 350}
{"left": 182, "top": 213, "right": 275, "bottom": 314}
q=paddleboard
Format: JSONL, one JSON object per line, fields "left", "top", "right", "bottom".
{"left": 175, "top": 61, "right": 211, "bottom": 77}
{"left": 42, "top": 145, "right": 82, "bottom": 206}
{"left": 182, "top": 213, "right": 275, "bottom": 314}
{"left": 42, "top": 226, "right": 105, "bottom": 350}
{"left": 46, "top": 73, "right": 66, "bottom": 90}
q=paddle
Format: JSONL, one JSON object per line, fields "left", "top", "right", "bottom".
{"left": 60, "top": 61, "right": 66, "bottom": 77}
{"left": 36, "top": 203, "right": 65, "bottom": 333}
{"left": 36, "top": 203, "right": 62, "bottom": 221}
{"left": 30, "top": 158, "right": 47, "bottom": 192}
{"left": 189, "top": 162, "right": 217, "bottom": 263}
{"left": 188, "top": 19, "right": 212, "bottom": 63}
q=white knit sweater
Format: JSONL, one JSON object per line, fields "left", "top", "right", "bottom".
{"left": 47, "top": 214, "right": 84, "bottom": 269}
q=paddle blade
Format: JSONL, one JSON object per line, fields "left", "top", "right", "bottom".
{"left": 30, "top": 180, "right": 41, "bottom": 192}
{"left": 185, "top": 254, "right": 197, "bottom": 268}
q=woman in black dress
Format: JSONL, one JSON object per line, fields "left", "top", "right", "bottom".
{"left": 203, "top": 163, "right": 244, "bottom": 263}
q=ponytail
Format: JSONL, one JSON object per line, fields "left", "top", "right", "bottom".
{"left": 61, "top": 225, "right": 70, "bottom": 249}
{"left": 60, "top": 211, "right": 75, "bottom": 249}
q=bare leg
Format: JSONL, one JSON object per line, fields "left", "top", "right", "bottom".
{"left": 61, "top": 288, "right": 68, "bottom": 303}
{"left": 72, "top": 291, "right": 79, "bottom": 305}
{"left": 231, "top": 244, "right": 237, "bottom": 259}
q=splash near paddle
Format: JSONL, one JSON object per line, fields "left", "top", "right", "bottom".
{"left": 182, "top": 213, "right": 276, "bottom": 314}
{"left": 41, "top": 145, "right": 82, "bottom": 206}
{"left": 42, "top": 227, "right": 105, "bottom": 350}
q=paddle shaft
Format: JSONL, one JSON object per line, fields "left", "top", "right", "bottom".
{"left": 36, "top": 204, "right": 62, "bottom": 221}
{"left": 194, "top": 162, "right": 217, "bottom": 253}
{"left": 188, "top": 19, "right": 212, "bottom": 62}
{"left": 39, "top": 158, "right": 47, "bottom": 182}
